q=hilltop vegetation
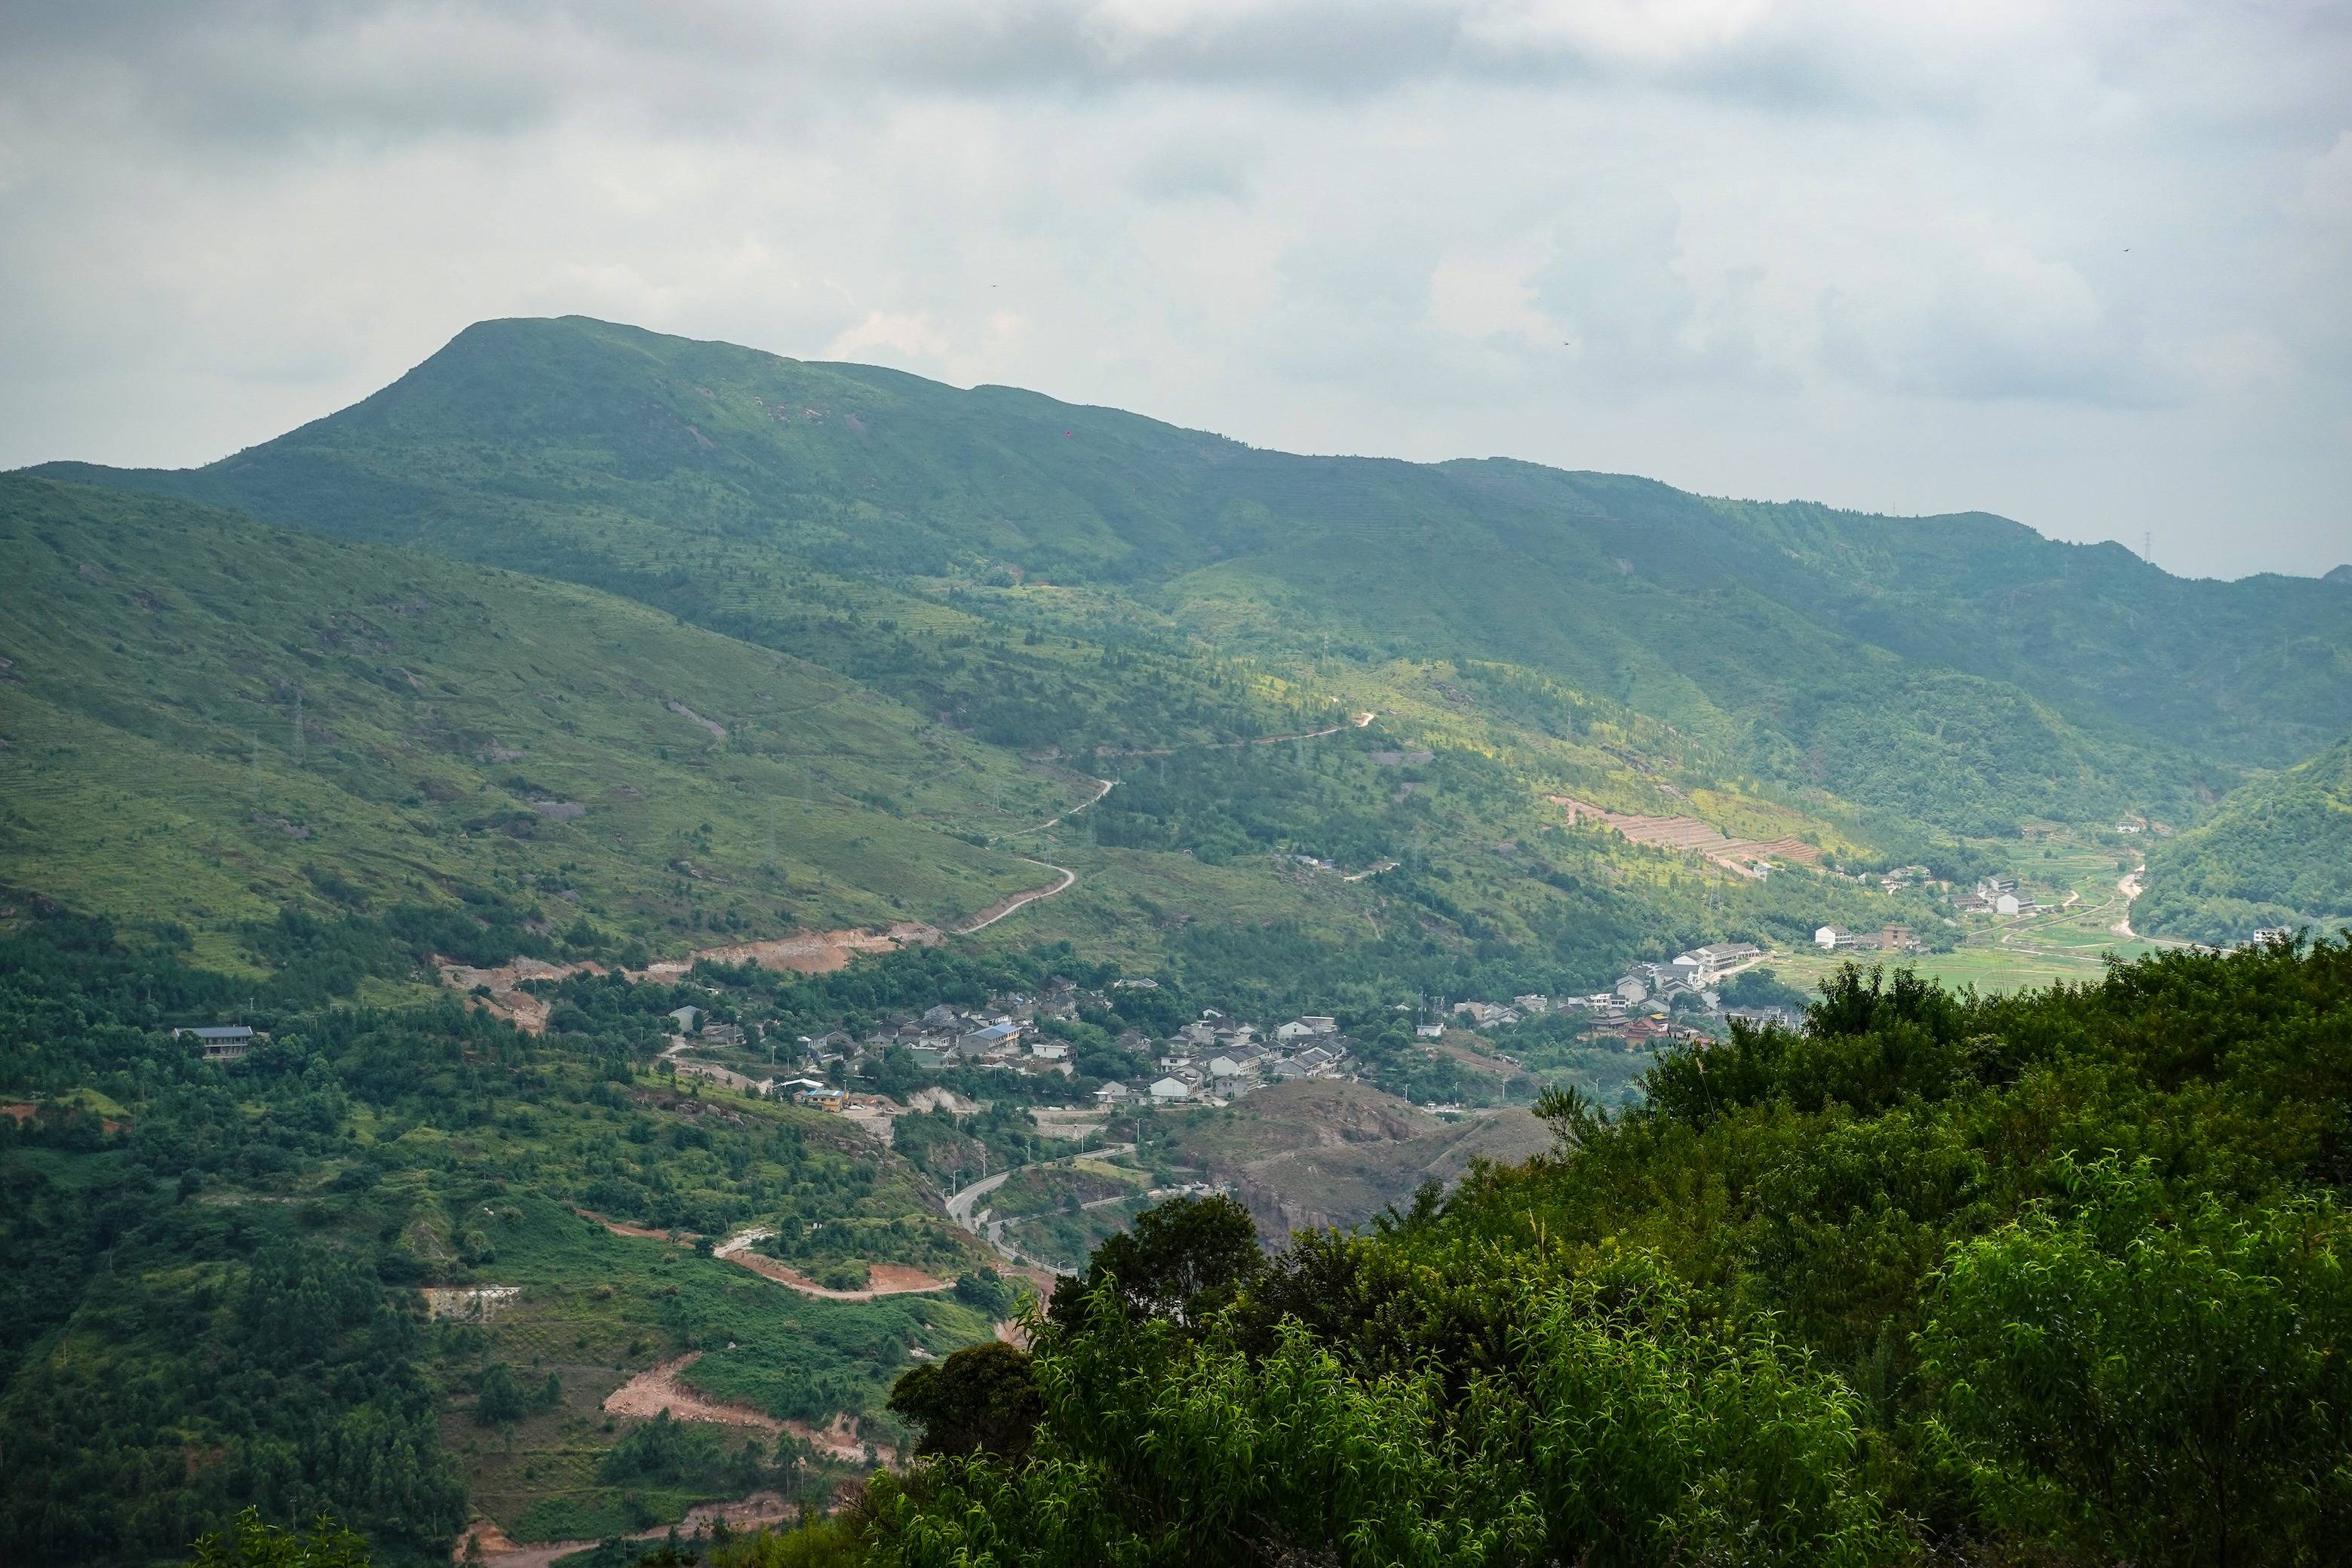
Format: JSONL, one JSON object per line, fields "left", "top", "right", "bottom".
{"left": 0, "top": 477, "right": 1954, "bottom": 1007}
{"left": 2137, "top": 733, "right": 2352, "bottom": 944}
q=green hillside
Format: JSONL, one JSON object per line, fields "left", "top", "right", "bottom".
{"left": 2136, "top": 733, "right": 2352, "bottom": 944}
{"left": 36, "top": 315, "right": 2351, "bottom": 838}
{"left": 0, "top": 474, "right": 1952, "bottom": 1011}
{"left": 0, "top": 477, "right": 1078, "bottom": 970}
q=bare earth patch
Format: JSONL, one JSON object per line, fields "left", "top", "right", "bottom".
{"left": 453, "top": 1491, "right": 797, "bottom": 1566}
{"left": 787, "top": 1410, "right": 895, "bottom": 1465}
{"left": 603, "top": 1352, "right": 779, "bottom": 1433}
{"left": 637, "top": 920, "right": 941, "bottom": 979}
{"left": 439, "top": 923, "right": 941, "bottom": 1030}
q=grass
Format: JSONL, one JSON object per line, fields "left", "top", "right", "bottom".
{"left": 1772, "top": 829, "right": 2172, "bottom": 997}
{"left": 0, "top": 477, "right": 1076, "bottom": 957}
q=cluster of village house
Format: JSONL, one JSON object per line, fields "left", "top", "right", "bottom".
{"left": 1952, "top": 875, "right": 2043, "bottom": 919}
{"left": 1434, "top": 940, "right": 1782, "bottom": 1048}
{"left": 756, "top": 977, "right": 1366, "bottom": 1114}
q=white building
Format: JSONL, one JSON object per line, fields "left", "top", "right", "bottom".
{"left": 1149, "top": 1076, "right": 1193, "bottom": 1103}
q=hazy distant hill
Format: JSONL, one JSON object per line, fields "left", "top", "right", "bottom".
{"left": 35, "top": 315, "right": 2352, "bottom": 835}
{"left": 0, "top": 477, "right": 1076, "bottom": 964}
{"left": 2137, "top": 733, "right": 2352, "bottom": 944}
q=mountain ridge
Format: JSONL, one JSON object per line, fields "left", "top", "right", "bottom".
{"left": 23, "top": 315, "right": 2352, "bottom": 837}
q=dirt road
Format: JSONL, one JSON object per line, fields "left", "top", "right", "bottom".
{"left": 953, "top": 858, "right": 1076, "bottom": 933}
{"left": 713, "top": 1228, "right": 949, "bottom": 1300}
{"left": 455, "top": 1493, "right": 799, "bottom": 1568}
{"left": 2114, "top": 869, "right": 2146, "bottom": 939}
{"left": 944, "top": 1143, "right": 1135, "bottom": 1275}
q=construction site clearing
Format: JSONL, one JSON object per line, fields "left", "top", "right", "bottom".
{"left": 1549, "top": 796, "right": 1824, "bottom": 879}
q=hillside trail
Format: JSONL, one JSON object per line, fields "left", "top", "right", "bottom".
{"left": 944, "top": 1142, "right": 1137, "bottom": 1276}
{"left": 603, "top": 1353, "right": 780, "bottom": 1433}
{"left": 1090, "top": 710, "right": 1375, "bottom": 760}
{"left": 439, "top": 774, "right": 1128, "bottom": 1025}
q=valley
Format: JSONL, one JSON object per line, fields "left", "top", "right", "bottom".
{"left": 3, "top": 317, "right": 2348, "bottom": 1568}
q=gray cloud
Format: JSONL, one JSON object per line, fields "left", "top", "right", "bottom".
{"left": 0, "top": 1, "right": 2347, "bottom": 577}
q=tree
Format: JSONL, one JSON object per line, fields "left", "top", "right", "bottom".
{"left": 188, "top": 1510, "right": 370, "bottom": 1568}
{"left": 1046, "top": 1194, "right": 1262, "bottom": 1333}
{"left": 474, "top": 1362, "right": 527, "bottom": 1426}
{"left": 1918, "top": 1161, "right": 2352, "bottom": 1566}
{"left": 887, "top": 1340, "right": 1044, "bottom": 1462}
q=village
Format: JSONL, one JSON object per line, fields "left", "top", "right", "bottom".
{"left": 637, "top": 933, "right": 1853, "bottom": 1135}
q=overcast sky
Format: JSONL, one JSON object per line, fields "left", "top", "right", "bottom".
{"left": 2, "top": 2, "right": 2346, "bottom": 578}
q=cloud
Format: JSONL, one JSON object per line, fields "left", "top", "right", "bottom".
{"left": 1819, "top": 245, "right": 2164, "bottom": 406}
{"left": 0, "top": 2, "right": 2347, "bottom": 576}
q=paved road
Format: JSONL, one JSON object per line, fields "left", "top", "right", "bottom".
{"left": 943, "top": 1143, "right": 1137, "bottom": 1274}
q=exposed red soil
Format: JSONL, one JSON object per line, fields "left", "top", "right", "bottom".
{"left": 787, "top": 1410, "right": 895, "bottom": 1465}
{"left": 637, "top": 921, "right": 941, "bottom": 979}
{"left": 453, "top": 1491, "right": 797, "bottom": 1567}
{"left": 1549, "top": 796, "right": 1823, "bottom": 874}
{"left": 440, "top": 924, "right": 943, "bottom": 1031}
{"left": 602, "top": 1352, "right": 779, "bottom": 1433}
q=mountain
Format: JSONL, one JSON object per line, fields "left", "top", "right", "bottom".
{"left": 33, "top": 315, "right": 2352, "bottom": 840}
{"left": 0, "top": 476, "right": 1082, "bottom": 970}
{"left": 2136, "top": 732, "right": 2352, "bottom": 944}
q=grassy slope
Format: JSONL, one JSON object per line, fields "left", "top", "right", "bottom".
{"left": 32, "top": 315, "right": 2352, "bottom": 833}
{"left": 2138, "top": 734, "right": 2352, "bottom": 943}
{"left": 0, "top": 477, "right": 1075, "bottom": 959}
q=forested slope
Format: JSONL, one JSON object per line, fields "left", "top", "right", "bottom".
{"left": 2138, "top": 734, "right": 2352, "bottom": 944}
{"left": 35, "top": 315, "right": 2352, "bottom": 835}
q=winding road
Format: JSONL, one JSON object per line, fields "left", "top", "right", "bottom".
{"left": 944, "top": 1143, "right": 1136, "bottom": 1275}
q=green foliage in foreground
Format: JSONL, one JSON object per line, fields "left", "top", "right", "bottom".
{"left": 189, "top": 1511, "right": 371, "bottom": 1568}
{"left": 2138, "top": 732, "right": 2352, "bottom": 944}
{"left": 853, "top": 941, "right": 2352, "bottom": 1566}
